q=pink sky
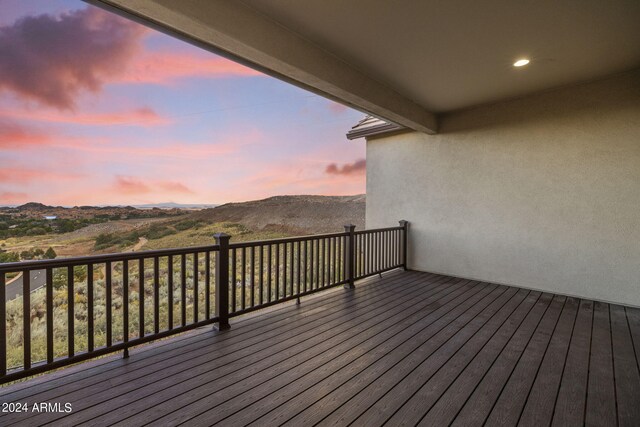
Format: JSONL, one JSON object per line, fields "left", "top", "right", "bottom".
{"left": 0, "top": 1, "right": 365, "bottom": 206}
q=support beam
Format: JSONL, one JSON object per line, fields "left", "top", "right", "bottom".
{"left": 90, "top": 0, "right": 438, "bottom": 134}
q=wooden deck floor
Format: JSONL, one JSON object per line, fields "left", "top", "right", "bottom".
{"left": 1, "top": 270, "right": 639, "bottom": 426}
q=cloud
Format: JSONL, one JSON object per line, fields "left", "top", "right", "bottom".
{"left": 113, "top": 176, "right": 151, "bottom": 195}
{"left": 0, "top": 7, "right": 145, "bottom": 109}
{"left": 328, "top": 101, "right": 348, "bottom": 114}
{"left": 158, "top": 181, "right": 194, "bottom": 194}
{"left": 0, "top": 106, "right": 169, "bottom": 126}
{"left": 0, "top": 120, "right": 49, "bottom": 148}
{"left": 325, "top": 159, "right": 366, "bottom": 176}
{"left": 0, "top": 191, "right": 28, "bottom": 204}
{"left": 0, "top": 167, "right": 83, "bottom": 184}
{"left": 120, "top": 51, "right": 262, "bottom": 84}
{"left": 113, "top": 176, "right": 194, "bottom": 195}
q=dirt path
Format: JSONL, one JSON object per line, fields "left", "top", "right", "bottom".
{"left": 130, "top": 237, "right": 148, "bottom": 252}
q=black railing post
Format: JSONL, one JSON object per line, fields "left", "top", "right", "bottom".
{"left": 214, "top": 233, "right": 231, "bottom": 331}
{"left": 399, "top": 220, "right": 409, "bottom": 270}
{"left": 344, "top": 224, "right": 356, "bottom": 289}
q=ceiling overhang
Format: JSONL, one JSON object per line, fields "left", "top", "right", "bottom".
{"left": 89, "top": 0, "right": 438, "bottom": 134}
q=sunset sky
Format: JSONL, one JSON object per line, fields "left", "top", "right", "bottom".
{"left": 0, "top": 0, "right": 366, "bottom": 206}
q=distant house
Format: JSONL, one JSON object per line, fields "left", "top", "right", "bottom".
{"left": 44, "top": 216, "right": 57, "bottom": 220}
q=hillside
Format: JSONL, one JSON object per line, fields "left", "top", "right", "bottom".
{"left": 190, "top": 195, "right": 365, "bottom": 235}
{"left": 0, "top": 203, "right": 183, "bottom": 220}
{"left": 0, "top": 195, "right": 366, "bottom": 257}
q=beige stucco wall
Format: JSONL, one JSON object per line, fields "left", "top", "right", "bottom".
{"left": 366, "top": 69, "right": 640, "bottom": 306}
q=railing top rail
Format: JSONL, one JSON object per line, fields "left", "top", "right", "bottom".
{"left": 354, "top": 226, "right": 404, "bottom": 234}
{"left": 0, "top": 244, "right": 220, "bottom": 272}
{"left": 228, "top": 231, "right": 348, "bottom": 249}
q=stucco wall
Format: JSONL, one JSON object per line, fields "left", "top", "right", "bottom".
{"left": 366, "top": 69, "right": 640, "bottom": 306}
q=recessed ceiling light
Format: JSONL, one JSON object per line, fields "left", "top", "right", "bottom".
{"left": 513, "top": 59, "right": 530, "bottom": 67}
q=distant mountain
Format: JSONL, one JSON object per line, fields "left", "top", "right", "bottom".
{"left": 190, "top": 194, "right": 365, "bottom": 234}
{"left": 16, "top": 202, "right": 53, "bottom": 210}
{"left": 133, "top": 202, "right": 219, "bottom": 209}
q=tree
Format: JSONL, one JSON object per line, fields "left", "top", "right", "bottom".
{"left": 44, "top": 247, "right": 57, "bottom": 260}
{"left": 0, "top": 251, "right": 19, "bottom": 263}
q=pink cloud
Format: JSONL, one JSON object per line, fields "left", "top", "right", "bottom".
{"left": 325, "top": 159, "right": 366, "bottom": 176}
{"left": 113, "top": 176, "right": 151, "bottom": 194}
{"left": 0, "top": 8, "right": 146, "bottom": 109}
{"left": 0, "top": 106, "right": 169, "bottom": 126}
{"left": 0, "top": 121, "right": 49, "bottom": 148}
{"left": 0, "top": 167, "right": 84, "bottom": 184}
{"left": 328, "top": 101, "right": 348, "bottom": 114}
{"left": 119, "top": 51, "right": 262, "bottom": 85}
{"left": 158, "top": 181, "right": 194, "bottom": 194}
{"left": 0, "top": 191, "right": 28, "bottom": 204}
{"left": 113, "top": 176, "right": 194, "bottom": 195}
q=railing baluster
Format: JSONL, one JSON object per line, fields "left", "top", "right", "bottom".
{"left": 320, "top": 239, "right": 327, "bottom": 287}
{"left": 259, "top": 246, "right": 264, "bottom": 305}
{"left": 283, "top": 243, "right": 288, "bottom": 297}
{"left": 384, "top": 231, "right": 391, "bottom": 268}
{"left": 289, "top": 242, "right": 295, "bottom": 295}
{"left": 267, "top": 245, "right": 272, "bottom": 303}
{"left": 123, "top": 260, "right": 129, "bottom": 357}
{"left": 67, "top": 266, "right": 73, "bottom": 358}
{"left": 154, "top": 257, "right": 160, "bottom": 334}
{"left": 205, "top": 252, "right": 211, "bottom": 319}
{"left": 325, "top": 238, "right": 330, "bottom": 286}
{"left": 193, "top": 252, "right": 199, "bottom": 323}
{"left": 88, "top": 263, "right": 94, "bottom": 352}
{"left": 240, "top": 248, "right": 244, "bottom": 311}
{"left": 181, "top": 254, "right": 186, "bottom": 327}
{"left": 139, "top": 258, "right": 145, "bottom": 338}
{"left": 23, "top": 269, "right": 31, "bottom": 370}
{"left": 275, "top": 244, "right": 280, "bottom": 300}
{"left": 168, "top": 256, "right": 173, "bottom": 330}
{"left": 333, "top": 237, "right": 337, "bottom": 285}
{"left": 308, "top": 240, "right": 313, "bottom": 292}
{"left": 250, "top": 247, "right": 255, "bottom": 307}
{"left": 358, "top": 235, "right": 362, "bottom": 278}
{"left": 233, "top": 248, "right": 238, "bottom": 312}
{"left": 0, "top": 272, "right": 5, "bottom": 375}
{"left": 297, "top": 241, "right": 301, "bottom": 294}
{"left": 46, "top": 268, "right": 53, "bottom": 363}
{"left": 315, "top": 238, "right": 320, "bottom": 290}
{"left": 106, "top": 262, "right": 112, "bottom": 346}
{"left": 304, "top": 241, "right": 309, "bottom": 292}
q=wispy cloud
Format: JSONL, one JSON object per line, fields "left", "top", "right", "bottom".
{"left": 0, "top": 121, "right": 49, "bottom": 148}
{"left": 0, "top": 191, "right": 28, "bottom": 204}
{"left": 0, "top": 167, "right": 84, "bottom": 184}
{"left": 0, "top": 106, "right": 169, "bottom": 126}
{"left": 113, "top": 176, "right": 194, "bottom": 195}
{"left": 119, "top": 51, "right": 262, "bottom": 85}
{"left": 325, "top": 159, "right": 366, "bottom": 176}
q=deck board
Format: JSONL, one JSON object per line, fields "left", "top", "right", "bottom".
{"left": 586, "top": 301, "right": 618, "bottom": 427}
{"left": 0, "top": 270, "right": 638, "bottom": 427}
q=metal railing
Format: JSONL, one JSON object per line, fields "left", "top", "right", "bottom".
{"left": 0, "top": 221, "right": 407, "bottom": 383}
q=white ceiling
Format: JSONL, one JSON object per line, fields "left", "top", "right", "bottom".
{"left": 240, "top": 0, "right": 640, "bottom": 113}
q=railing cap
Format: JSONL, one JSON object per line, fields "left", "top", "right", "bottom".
{"left": 213, "top": 232, "right": 231, "bottom": 243}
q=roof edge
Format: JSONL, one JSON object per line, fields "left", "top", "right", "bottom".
{"left": 346, "top": 115, "right": 405, "bottom": 140}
